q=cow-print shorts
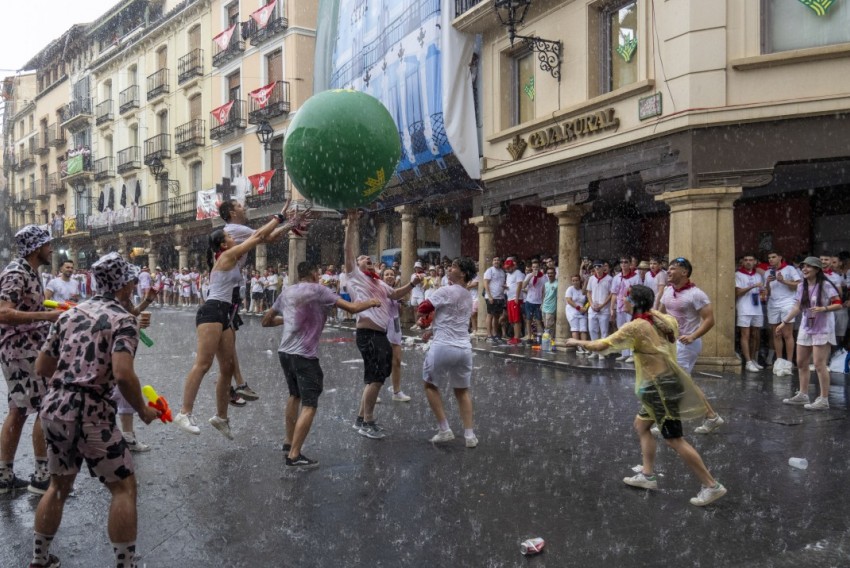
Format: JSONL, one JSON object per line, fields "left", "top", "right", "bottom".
{"left": 41, "top": 418, "right": 134, "bottom": 483}
{"left": 1, "top": 357, "right": 45, "bottom": 415}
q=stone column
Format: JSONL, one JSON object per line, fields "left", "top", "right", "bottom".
{"left": 656, "top": 186, "right": 742, "bottom": 372}
{"left": 395, "top": 205, "right": 417, "bottom": 282}
{"left": 547, "top": 204, "right": 592, "bottom": 346}
{"left": 375, "top": 219, "right": 389, "bottom": 262}
{"left": 255, "top": 243, "right": 268, "bottom": 272}
{"left": 147, "top": 244, "right": 159, "bottom": 272}
{"left": 174, "top": 245, "right": 189, "bottom": 270}
{"left": 288, "top": 233, "right": 306, "bottom": 276}
{"left": 51, "top": 251, "right": 61, "bottom": 274}
{"left": 469, "top": 215, "right": 500, "bottom": 338}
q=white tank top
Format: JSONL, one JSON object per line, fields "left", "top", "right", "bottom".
{"left": 206, "top": 266, "right": 242, "bottom": 303}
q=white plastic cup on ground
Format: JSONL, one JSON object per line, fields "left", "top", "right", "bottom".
{"left": 788, "top": 457, "right": 808, "bottom": 470}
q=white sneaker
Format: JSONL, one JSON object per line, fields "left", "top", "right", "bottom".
{"left": 754, "top": 361, "right": 764, "bottom": 370}
{"left": 174, "top": 412, "right": 201, "bottom": 435}
{"left": 430, "top": 429, "right": 455, "bottom": 443}
{"left": 124, "top": 434, "right": 152, "bottom": 453}
{"left": 616, "top": 354, "right": 628, "bottom": 361}
{"left": 804, "top": 396, "right": 829, "bottom": 411}
{"left": 745, "top": 361, "right": 761, "bottom": 373}
{"left": 694, "top": 415, "right": 725, "bottom": 434}
{"left": 690, "top": 483, "right": 727, "bottom": 506}
{"left": 623, "top": 472, "right": 658, "bottom": 490}
{"left": 465, "top": 435, "right": 479, "bottom": 448}
{"left": 783, "top": 391, "right": 810, "bottom": 405}
{"left": 209, "top": 416, "right": 234, "bottom": 440}
{"left": 624, "top": 356, "right": 634, "bottom": 364}
{"left": 392, "top": 391, "right": 411, "bottom": 402}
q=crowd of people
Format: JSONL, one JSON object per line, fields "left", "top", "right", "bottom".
{"left": 7, "top": 202, "right": 850, "bottom": 566}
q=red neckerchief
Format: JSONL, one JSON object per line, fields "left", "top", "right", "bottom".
{"left": 776, "top": 261, "right": 789, "bottom": 270}
{"left": 633, "top": 312, "right": 675, "bottom": 343}
{"left": 672, "top": 280, "right": 695, "bottom": 298}
{"left": 214, "top": 251, "right": 223, "bottom": 261}
{"left": 824, "top": 268, "right": 834, "bottom": 275}
{"left": 649, "top": 269, "right": 660, "bottom": 277}
{"left": 737, "top": 267, "right": 756, "bottom": 276}
{"left": 592, "top": 274, "right": 604, "bottom": 283}
{"left": 621, "top": 270, "right": 636, "bottom": 280}
{"left": 531, "top": 270, "right": 543, "bottom": 286}
{"left": 365, "top": 270, "right": 381, "bottom": 280}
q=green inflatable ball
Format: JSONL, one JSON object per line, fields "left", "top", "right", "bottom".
{"left": 284, "top": 90, "right": 402, "bottom": 210}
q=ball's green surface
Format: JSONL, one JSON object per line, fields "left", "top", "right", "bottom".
{"left": 284, "top": 90, "right": 401, "bottom": 209}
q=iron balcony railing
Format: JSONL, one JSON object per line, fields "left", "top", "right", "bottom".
{"left": 245, "top": 169, "right": 286, "bottom": 208}
{"left": 60, "top": 98, "right": 93, "bottom": 130}
{"left": 34, "top": 131, "right": 50, "bottom": 155}
{"left": 60, "top": 152, "right": 94, "bottom": 180}
{"left": 36, "top": 178, "right": 50, "bottom": 200}
{"left": 248, "top": 81, "right": 291, "bottom": 124}
{"left": 175, "top": 119, "right": 205, "bottom": 154}
{"left": 96, "top": 99, "right": 114, "bottom": 125}
{"left": 212, "top": 31, "right": 245, "bottom": 68}
{"left": 147, "top": 69, "right": 169, "bottom": 100}
{"left": 48, "top": 172, "right": 64, "bottom": 194}
{"left": 119, "top": 85, "right": 140, "bottom": 114}
{"left": 18, "top": 146, "right": 34, "bottom": 170}
{"left": 455, "top": 0, "right": 483, "bottom": 17}
{"left": 94, "top": 156, "right": 114, "bottom": 180}
{"left": 245, "top": 8, "right": 288, "bottom": 47}
{"left": 28, "top": 137, "right": 39, "bottom": 156}
{"left": 117, "top": 146, "right": 142, "bottom": 173}
{"left": 178, "top": 49, "right": 203, "bottom": 84}
{"left": 143, "top": 134, "right": 171, "bottom": 163}
{"left": 210, "top": 100, "right": 247, "bottom": 140}
{"left": 138, "top": 190, "right": 199, "bottom": 229}
{"left": 47, "top": 123, "right": 66, "bottom": 147}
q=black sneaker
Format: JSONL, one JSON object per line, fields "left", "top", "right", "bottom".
{"left": 352, "top": 416, "right": 364, "bottom": 430}
{"left": 28, "top": 475, "right": 50, "bottom": 495}
{"left": 0, "top": 474, "right": 29, "bottom": 494}
{"left": 29, "top": 554, "right": 61, "bottom": 568}
{"left": 229, "top": 388, "right": 247, "bottom": 407}
{"left": 358, "top": 422, "right": 386, "bottom": 439}
{"left": 285, "top": 454, "right": 319, "bottom": 468}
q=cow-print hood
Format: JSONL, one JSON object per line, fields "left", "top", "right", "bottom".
{"left": 91, "top": 252, "right": 140, "bottom": 294}
{"left": 14, "top": 225, "right": 51, "bottom": 258}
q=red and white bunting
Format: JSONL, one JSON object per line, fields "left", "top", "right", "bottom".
{"left": 213, "top": 24, "right": 237, "bottom": 51}
{"left": 212, "top": 101, "right": 235, "bottom": 126}
{"left": 251, "top": 0, "right": 277, "bottom": 29}
{"left": 249, "top": 82, "right": 277, "bottom": 109}
{"left": 249, "top": 169, "right": 276, "bottom": 195}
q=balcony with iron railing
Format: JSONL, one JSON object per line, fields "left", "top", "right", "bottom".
{"left": 27, "top": 137, "right": 40, "bottom": 157}
{"left": 18, "top": 146, "right": 35, "bottom": 170}
{"left": 60, "top": 151, "right": 94, "bottom": 182}
{"left": 48, "top": 172, "right": 64, "bottom": 195}
{"left": 36, "top": 178, "right": 50, "bottom": 201}
{"left": 96, "top": 190, "right": 201, "bottom": 235}
{"left": 248, "top": 81, "right": 291, "bottom": 124}
{"left": 455, "top": 0, "right": 484, "bottom": 17}
{"left": 117, "top": 146, "right": 142, "bottom": 174}
{"left": 212, "top": 30, "right": 245, "bottom": 68}
{"left": 119, "top": 85, "right": 140, "bottom": 114}
{"left": 96, "top": 99, "right": 114, "bottom": 126}
{"left": 26, "top": 182, "right": 37, "bottom": 203}
{"left": 34, "top": 131, "right": 50, "bottom": 156}
{"left": 210, "top": 100, "right": 247, "bottom": 141}
{"left": 94, "top": 156, "right": 115, "bottom": 180}
{"left": 4, "top": 151, "right": 16, "bottom": 170}
{"left": 245, "top": 169, "right": 287, "bottom": 208}
{"left": 178, "top": 49, "right": 203, "bottom": 85}
{"left": 60, "top": 98, "right": 93, "bottom": 132}
{"left": 175, "top": 120, "right": 205, "bottom": 154}
{"left": 245, "top": 8, "right": 288, "bottom": 47}
{"left": 47, "top": 123, "right": 66, "bottom": 147}
{"left": 147, "top": 69, "right": 169, "bottom": 101}
{"left": 143, "top": 134, "right": 171, "bottom": 164}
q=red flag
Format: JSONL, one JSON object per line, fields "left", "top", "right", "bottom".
{"left": 249, "top": 169, "right": 276, "bottom": 195}
{"left": 213, "top": 24, "right": 237, "bottom": 51}
{"left": 251, "top": 1, "right": 277, "bottom": 29}
{"left": 212, "top": 101, "right": 235, "bottom": 125}
{"left": 249, "top": 82, "right": 277, "bottom": 109}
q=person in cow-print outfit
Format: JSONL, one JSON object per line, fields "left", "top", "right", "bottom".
{"left": 30, "top": 252, "right": 160, "bottom": 568}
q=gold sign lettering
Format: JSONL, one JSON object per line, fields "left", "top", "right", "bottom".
{"left": 515, "top": 107, "right": 620, "bottom": 155}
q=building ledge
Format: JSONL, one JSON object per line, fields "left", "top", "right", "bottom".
{"left": 486, "top": 79, "right": 654, "bottom": 144}
{"left": 731, "top": 42, "right": 850, "bottom": 71}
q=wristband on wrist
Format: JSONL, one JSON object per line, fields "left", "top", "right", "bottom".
{"left": 273, "top": 213, "right": 286, "bottom": 224}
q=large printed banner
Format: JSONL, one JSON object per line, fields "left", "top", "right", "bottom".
{"left": 213, "top": 24, "right": 237, "bottom": 51}
{"left": 252, "top": 0, "right": 278, "bottom": 28}
{"left": 314, "top": 0, "right": 481, "bottom": 209}
{"left": 249, "top": 83, "right": 276, "bottom": 108}
{"left": 196, "top": 189, "right": 221, "bottom": 220}
{"left": 249, "top": 170, "right": 276, "bottom": 195}
{"left": 66, "top": 155, "right": 83, "bottom": 175}
{"left": 212, "top": 101, "right": 235, "bottom": 125}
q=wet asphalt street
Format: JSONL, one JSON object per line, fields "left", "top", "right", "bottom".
{"left": 2, "top": 307, "right": 850, "bottom": 567}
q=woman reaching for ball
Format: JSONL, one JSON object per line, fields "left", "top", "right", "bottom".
{"left": 174, "top": 201, "right": 311, "bottom": 439}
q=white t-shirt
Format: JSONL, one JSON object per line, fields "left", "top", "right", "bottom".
{"left": 643, "top": 270, "right": 668, "bottom": 298}
{"left": 767, "top": 264, "right": 801, "bottom": 307}
{"left": 587, "top": 274, "right": 613, "bottom": 312}
{"left": 251, "top": 277, "right": 263, "bottom": 294}
{"left": 483, "top": 267, "right": 506, "bottom": 300}
{"left": 735, "top": 270, "right": 764, "bottom": 317}
{"left": 346, "top": 265, "right": 394, "bottom": 329}
{"left": 565, "top": 286, "right": 587, "bottom": 319}
{"left": 224, "top": 223, "right": 255, "bottom": 273}
{"left": 824, "top": 270, "right": 843, "bottom": 295}
{"left": 273, "top": 282, "right": 339, "bottom": 359}
{"left": 468, "top": 276, "right": 479, "bottom": 306}
{"left": 429, "top": 284, "right": 472, "bottom": 348}
{"left": 410, "top": 272, "right": 426, "bottom": 302}
{"left": 265, "top": 274, "right": 278, "bottom": 290}
{"left": 523, "top": 272, "right": 546, "bottom": 304}
{"left": 611, "top": 272, "right": 641, "bottom": 313}
{"left": 660, "top": 284, "right": 711, "bottom": 336}
{"left": 338, "top": 272, "right": 348, "bottom": 294}
{"left": 137, "top": 271, "right": 152, "bottom": 289}
{"left": 46, "top": 277, "right": 80, "bottom": 303}
{"left": 505, "top": 270, "right": 525, "bottom": 302}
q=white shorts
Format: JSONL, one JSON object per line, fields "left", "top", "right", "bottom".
{"left": 796, "top": 328, "right": 836, "bottom": 347}
{"left": 737, "top": 314, "right": 764, "bottom": 328}
{"left": 423, "top": 344, "right": 472, "bottom": 389}
{"left": 567, "top": 314, "right": 588, "bottom": 332}
{"left": 676, "top": 338, "right": 702, "bottom": 375}
{"left": 767, "top": 303, "right": 794, "bottom": 325}
{"left": 588, "top": 310, "right": 610, "bottom": 340}
{"left": 387, "top": 316, "right": 402, "bottom": 346}
{"left": 835, "top": 309, "right": 848, "bottom": 336}
{"left": 616, "top": 311, "right": 631, "bottom": 330}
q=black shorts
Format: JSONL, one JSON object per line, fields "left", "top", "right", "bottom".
{"left": 265, "top": 289, "right": 276, "bottom": 305}
{"left": 230, "top": 287, "right": 244, "bottom": 331}
{"left": 195, "top": 300, "right": 233, "bottom": 329}
{"left": 638, "top": 375, "right": 684, "bottom": 439}
{"left": 278, "top": 352, "right": 323, "bottom": 408}
{"left": 486, "top": 298, "right": 506, "bottom": 316}
{"left": 251, "top": 292, "right": 264, "bottom": 301}
{"left": 355, "top": 328, "right": 392, "bottom": 384}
